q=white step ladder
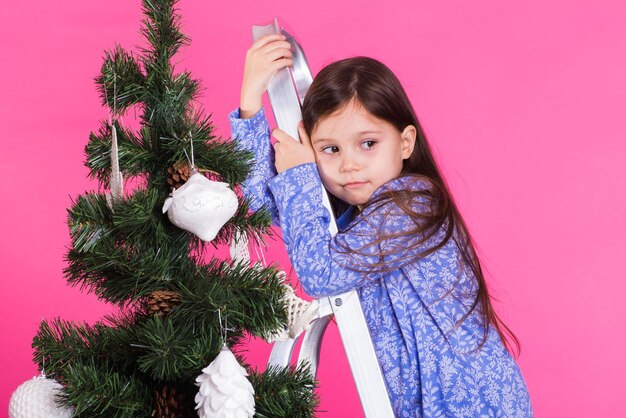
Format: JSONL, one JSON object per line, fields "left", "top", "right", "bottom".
{"left": 252, "top": 18, "right": 394, "bottom": 418}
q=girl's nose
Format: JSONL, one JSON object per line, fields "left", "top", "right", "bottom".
{"left": 339, "top": 152, "right": 360, "bottom": 173}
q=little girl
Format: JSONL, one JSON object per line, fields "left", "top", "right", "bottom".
{"left": 230, "top": 34, "right": 533, "bottom": 417}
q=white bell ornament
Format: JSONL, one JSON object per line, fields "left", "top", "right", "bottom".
{"left": 9, "top": 375, "right": 73, "bottom": 418}
{"left": 162, "top": 171, "right": 239, "bottom": 242}
{"left": 194, "top": 345, "right": 255, "bottom": 418}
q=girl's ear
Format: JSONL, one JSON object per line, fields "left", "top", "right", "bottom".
{"left": 401, "top": 125, "right": 417, "bottom": 159}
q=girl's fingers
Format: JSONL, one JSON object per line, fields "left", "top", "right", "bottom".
{"left": 270, "top": 128, "right": 282, "bottom": 146}
{"left": 266, "top": 48, "right": 292, "bottom": 64}
{"left": 251, "top": 34, "right": 286, "bottom": 50}
{"left": 272, "top": 128, "right": 300, "bottom": 150}
{"left": 271, "top": 128, "right": 291, "bottom": 142}
{"left": 261, "top": 51, "right": 291, "bottom": 70}
{"left": 272, "top": 124, "right": 316, "bottom": 173}
{"left": 297, "top": 122, "right": 308, "bottom": 139}
{"left": 273, "top": 125, "right": 310, "bottom": 146}
{"left": 298, "top": 122, "right": 312, "bottom": 147}
{"left": 261, "top": 41, "right": 292, "bottom": 54}
{"left": 271, "top": 57, "right": 293, "bottom": 73}
{"left": 259, "top": 42, "right": 292, "bottom": 65}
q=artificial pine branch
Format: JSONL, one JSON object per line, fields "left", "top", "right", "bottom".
{"left": 74, "top": 187, "right": 188, "bottom": 256}
{"left": 67, "top": 192, "right": 115, "bottom": 252}
{"left": 33, "top": 315, "right": 147, "bottom": 378}
{"left": 86, "top": 120, "right": 151, "bottom": 185}
{"left": 66, "top": 187, "right": 186, "bottom": 255}
{"left": 133, "top": 316, "right": 235, "bottom": 382}
{"left": 33, "top": 319, "right": 105, "bottom": 380}
{"left": 192, "top": 140, "right": 256, "bottom": 186}
{"left": 95, "top": 45, "right": 145, "bottom": 113}
{"left": 134, "top": 316, "right": 201, "bottom": 381}
{"left": 110, "top": 187, "right": 181, "bottom": 247}
{"left": 142, "top": 70, "right": 200, "bottom": 137}
{"left": 172, "top": 260, "right": 289, "bottom": 339}
{"left": 64, "top": 243, "right": 188, "bottom": 305}
{"left": 158, "top": 110, "right": 257, "bottom": 186}
{"left": 58, "top": 359, "right": 152, "bottom": 418}
{"left": 140, "top": 0, "right": 189, "bottom": 64}
{"left": 251, "top": 364, "right": 319, "bottom": 418}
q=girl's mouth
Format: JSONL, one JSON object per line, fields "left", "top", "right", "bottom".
{"left": 344, "top": 181, "right": 367, "bottom": 189}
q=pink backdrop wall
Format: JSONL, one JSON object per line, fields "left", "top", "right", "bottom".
{"left": 2, "top": 0, "right": 625, "bottom": 416}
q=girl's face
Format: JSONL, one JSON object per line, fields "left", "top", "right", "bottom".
{"left": 310, "top": 99, "right": 416, "bottom": 209}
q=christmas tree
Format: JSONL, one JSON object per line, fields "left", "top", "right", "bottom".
{"left": 30, "top": 1, "right": 318, "bottom": 416}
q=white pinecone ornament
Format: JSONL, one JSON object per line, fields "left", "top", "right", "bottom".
{"left": 162, "top": 171, "right": 238, "bottom": 242}
{"left": 195, "top": 345, "right": 255, "bottom": 418}
{"left": 9, "top": 375, "right": 73, "bottom": 418}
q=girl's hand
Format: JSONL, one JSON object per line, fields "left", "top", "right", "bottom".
{"left": 272, "top": 122, "right": 316, "bottom": 173}
{"left": 240, "top": 34, "right": 293, "bottom": 119}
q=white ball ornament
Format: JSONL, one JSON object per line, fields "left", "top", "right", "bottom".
{"left": 162, "top": 172, "right": 239, "bottom": 242}
{"left": 9, "top": 375, "right": 73, "bottom": 418}
{"left": 194, "top": 345, "right": 255, "bottom": 418}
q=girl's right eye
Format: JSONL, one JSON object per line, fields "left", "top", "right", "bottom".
{"left": 321, "top": 146, "right": 340, "bottom": 154}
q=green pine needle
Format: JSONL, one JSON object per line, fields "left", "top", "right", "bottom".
{"left": 59, "top": 359, "right": 152, "bottom": 418}
{"left": 251, "top": 364, "right": 320, "bottom": 418}
{"left": 95, "top": 45, "right": 145, "bottom": 114}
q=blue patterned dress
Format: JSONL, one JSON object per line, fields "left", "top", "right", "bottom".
{"left": 230, "top": 107, "right": 533, "bottom": 417}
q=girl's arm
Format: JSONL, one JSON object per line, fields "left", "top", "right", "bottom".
{"left": 229, "top": 106, "right": 280, "bottom": 224}
{"left": 230, "top": 34, "right": 293, "bottom": 225}
{"left": 268, "top": 163, "right": 433, "bottom": 298}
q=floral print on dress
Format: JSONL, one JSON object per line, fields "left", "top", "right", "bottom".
{"left": 230, "top": 107, "right": 533, "bottom": 417}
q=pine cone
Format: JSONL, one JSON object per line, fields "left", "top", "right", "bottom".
{"left": 153, "top": 385, "right": 194, "bottom": 418}
{"left": 145, "top": 290, "right": 182, "bottom": 316}
{"left": 166, "top": 161, "right": 191, "bottom": 189}
{"left": 167, "top": 162, "right": 222, "bottom": 189}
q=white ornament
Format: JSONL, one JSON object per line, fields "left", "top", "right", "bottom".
{"left": 162, "top": 172, "right": 239, "bottom": 242}
{"left": 264, "top": 283, "right": 319, "bottom": 343}
{"left": 195, "top": 345, "right": 255, "bottom": 418}
{"left": 105, "top": 123, "right": 124, "bottom": 211}
{"left": 229, "top": 231, "right": 250, "bottom": 264}
{"left": 9, "top": 375, "right": 73, "bottom": 418}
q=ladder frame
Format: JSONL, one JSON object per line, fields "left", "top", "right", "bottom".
{"left": 252, "top": 18, "right": 394, "bottom": 418}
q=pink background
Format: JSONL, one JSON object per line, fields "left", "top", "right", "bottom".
{"left": 2, "top": 0, "right": 625, "bottom": 416}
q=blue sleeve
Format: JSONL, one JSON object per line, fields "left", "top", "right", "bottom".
{"left": 228, "top": 106, "right": 280, "bottom": 225}
{"left": 268, "top": 163, "right": 434, "bottom": 298}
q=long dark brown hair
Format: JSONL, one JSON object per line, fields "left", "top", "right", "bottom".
{"left": 301, "top": 56, "right": 520, "bottom": 355}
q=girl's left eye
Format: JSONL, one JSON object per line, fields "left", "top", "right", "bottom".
{"left": 361, "top": 140, "right": 377, "bottom": 149}
{"left": 321, "top": 145, "right": 340, "bottom": 154}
